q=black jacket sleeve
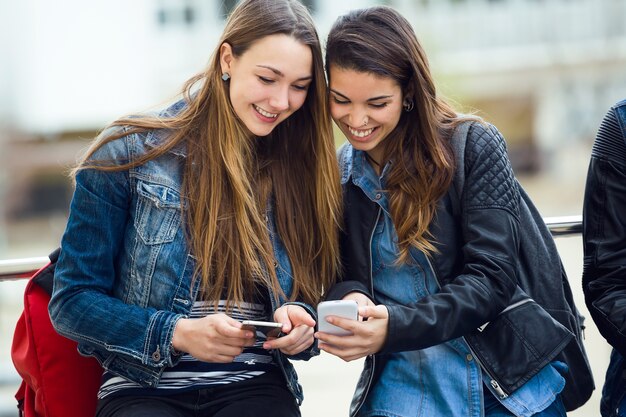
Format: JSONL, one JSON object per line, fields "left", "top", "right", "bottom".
{"left": 582, "top": 103, "right": 626, "bottom": 357}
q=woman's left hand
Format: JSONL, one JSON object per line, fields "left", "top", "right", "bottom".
{"left": 263, "top": 304, "right": 316, "bottom": 355}
{"left": 315, "top": 305, "right": 389, "bottom": 362}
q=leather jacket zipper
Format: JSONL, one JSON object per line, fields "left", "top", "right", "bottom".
{"left": 421, "top": 254, "right": 510, "bottom": 401}
{"left": 352, "top": 206, "right": 382, "bottom": 417}
{"left": 477, "top": 298, "right": 533, "bottom": 332}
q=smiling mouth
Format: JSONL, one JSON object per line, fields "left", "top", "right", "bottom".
{"left": 254, "top": 105, "right": 278, "bottom": 119}
{"left": 348, "top": 126, "right": 375, "bottom": 138}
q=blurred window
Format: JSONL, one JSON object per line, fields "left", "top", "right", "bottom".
{"left": 157, "top": 0, "right": 196, "bottom": 28}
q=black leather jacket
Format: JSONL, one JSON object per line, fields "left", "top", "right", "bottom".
{"left": 328, "top": 123, "right": 572, "bottom": 416}
{"left": 583, "top": 98, "right": 626, "bottom": 356}
{"left": 583, "top": 99, "right": 626, "bottom": 416}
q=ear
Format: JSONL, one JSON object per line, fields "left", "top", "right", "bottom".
{"left": 219, "top": 42, "right": 234, "bottom": 75}
{"left": 403, "top": 83, "right": 415, "bottom": 104}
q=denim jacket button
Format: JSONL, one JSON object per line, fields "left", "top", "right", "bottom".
{"left": 466, "top": 354, "right": 473, "bottom": 362}
{"left": 152, "top": 347, "right": 161, "bottom": 362}
{"left": 375, "top": 193, "right": 382, "bottom": 200}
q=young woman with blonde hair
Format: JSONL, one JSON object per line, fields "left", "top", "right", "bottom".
{"left": 49, "top": 1, "right": 341, "bottom": 415}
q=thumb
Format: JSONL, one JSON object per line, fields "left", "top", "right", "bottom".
{"left": 288, "top": 305, "right": 316, "bottom": 328}
{"left": 273, "top": 307, "right": 292, "bottom": 333}
{"left": 359, "top": 305, "right": 388, "bottom": 320}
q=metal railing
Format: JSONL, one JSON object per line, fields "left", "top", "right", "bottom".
{"left": 0, "top": 215, "right": 582, "bottom": 282}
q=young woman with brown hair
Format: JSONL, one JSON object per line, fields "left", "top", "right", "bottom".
{"left": 315, "top": 6, "right": 569, "bottom": 417}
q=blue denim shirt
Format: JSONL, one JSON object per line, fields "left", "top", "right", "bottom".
{"left": 48, "top": 103, "right": 317, "bottom": 404}
{"left": 350, "top": 150, "right": 565, "bottom": 417}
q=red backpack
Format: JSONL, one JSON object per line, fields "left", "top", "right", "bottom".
{"left": 11, "top": 248, "right": 103, "bottom": 417}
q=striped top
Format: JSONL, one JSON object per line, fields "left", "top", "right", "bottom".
{"left": 98, "top": 294, "right": 276, "bottom": 398}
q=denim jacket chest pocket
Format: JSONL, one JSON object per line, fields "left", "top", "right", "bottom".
{"left": 122, "top": 179, "right": 193, "bottom": 309}
{"left": 135, "top": 181, "right": 182, "bottom": 245}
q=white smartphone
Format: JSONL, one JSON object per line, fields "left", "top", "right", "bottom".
{"left": 241, "top": 320, "right": 283, "bottom": 338}
{"left": 317, "top": 300, "right": 358, "bottom": 336}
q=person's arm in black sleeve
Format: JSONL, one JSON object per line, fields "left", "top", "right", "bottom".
{"left": 583, "top": 102, "right": 626, "bottom": 357}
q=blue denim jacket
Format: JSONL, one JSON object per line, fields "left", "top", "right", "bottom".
{"left": 351, "top": 150, "right": 564, "bottom": 417}
{"left": 48, "top": 104, "right": 317, "bottom": 404}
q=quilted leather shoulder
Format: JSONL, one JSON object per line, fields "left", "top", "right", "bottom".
{"left": 463, "top": 123, "right": 519, "bottom": 217}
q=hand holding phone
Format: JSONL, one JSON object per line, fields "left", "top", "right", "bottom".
{"left": 317, "top": 300, "right": 358, "bottom": 336}
{"left": 241, "top": 320, "right": 283, "bottom": 338}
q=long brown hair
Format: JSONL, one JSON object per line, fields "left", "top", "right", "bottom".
{"left": 326, "top": 6, "right": 475, "bottom": 262}
{"left": 77, "top": 0, "right": 341, "bottom": 307}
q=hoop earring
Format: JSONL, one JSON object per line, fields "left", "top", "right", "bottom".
{"left": 221, "top": 73, "right": 230, "bottom": 81}
{"left": 403, "top": 99, "right": 414, "bottom": 112}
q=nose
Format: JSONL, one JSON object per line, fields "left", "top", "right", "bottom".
{"left": 347, "top": 108, "right": 368, "bottom": 128}
{"left": 268, "top": 86, "right": 290, "bottom": 112}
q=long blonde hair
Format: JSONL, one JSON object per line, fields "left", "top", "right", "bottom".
{"left": 326, "top": 6, "right": 477, "bottom": 263}
{"left": 77, "top": 0, "right": 341, "bottom": 307}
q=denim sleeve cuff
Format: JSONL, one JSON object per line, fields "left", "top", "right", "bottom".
{"left": 145, "top": 310, "right": 186, "bottom": 367}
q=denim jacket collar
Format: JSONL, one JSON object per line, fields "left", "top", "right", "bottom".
{"left": 144, "top": 99, "right": 189, "bottom": 158}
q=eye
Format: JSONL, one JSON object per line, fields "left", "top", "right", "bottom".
{"left": 292, "top": 83, "right": 310, "bottom": 91}
{"left": 258, "top": 76, "right": 275, "bottom": 84}
{"left": 332, "top": 96, "right": 350, "bottom": 105}
{"left": 369, "top": 102, "right": 388, "bottom": 109}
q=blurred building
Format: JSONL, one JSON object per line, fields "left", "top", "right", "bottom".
{"left": 1, "top": 0, "right": 626, "bottom": 248}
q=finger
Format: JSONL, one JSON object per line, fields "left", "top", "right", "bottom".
{"left": 263, "top": 328, "right": 300, "bottom": 350}
{"left": 205, "top": 353, "right": 238, "bottom": 363}
{"left": 216, "top": 344, "right": 245, "bottom": 357}
{"left": 221, "top": 336, "right": 255, "bottom": 349}
{"left": 318, "top": 342, "right": 361, "bottom": 362}
{"left": 358, "top": 305, "right": 388, "bottom": 320}
{"left": 314, "top": 331, "right": 353, "bottom": 349}
{"left": 264, "top": 325, "right": 312, "bottom": 350}
{"left": 342, "top": 292, "right": 374, "bottom": 308}
{"left": 324, "top": 315, "right": 357, "bottom": 333}
{"left": 278, "top": 330, "right": 314, "bottom": 355}
{"left": 220, "top": 324, "right": 255, "bottom": 339}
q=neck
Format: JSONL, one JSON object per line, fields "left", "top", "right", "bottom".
{"left": 364, "top": 152, "right": 382, "bottom": 175}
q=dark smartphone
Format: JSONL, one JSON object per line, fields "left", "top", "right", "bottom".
{"left": 241, "top": 320, "right": 283, "bottom": 338}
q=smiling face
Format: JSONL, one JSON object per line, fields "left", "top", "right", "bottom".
{"left": 220, "top": 34, "right": 313, "bottom": 137}
{"left": 329, "top": 66, "right": 404, "bottom": 164}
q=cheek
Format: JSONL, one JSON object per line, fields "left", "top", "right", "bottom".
{"left": 231, "top": 78, "right": 261, "bottom": 104}
{"left": 329, "top": 103, "right": 345, "bottom": 121}
{"left": 291, "top": 92, "right": 308, "bottom": 111}
{"left": 379, "top": 108, "right": 403, "bottom": 128}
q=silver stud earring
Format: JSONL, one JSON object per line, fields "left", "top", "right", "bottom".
{"left": 403, "top": 98, "right": 414, "bottom": 112}
{"left": 221, "top": 73, "right": 230, "bottom": 81}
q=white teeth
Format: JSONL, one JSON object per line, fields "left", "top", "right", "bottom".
{"left": 348, "top": 126, "right": 374, "bottom": 138}
{"left": 254, "top": 105, "right": 278, "bottom": 118}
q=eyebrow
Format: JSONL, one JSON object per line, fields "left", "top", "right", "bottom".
{"left": 256, "top": 65, "right": 312, "bottom": 82}
{"left": 330, "top": 89, "right": 393, "bottom": 102}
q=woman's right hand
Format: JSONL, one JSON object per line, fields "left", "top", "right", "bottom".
{"left": 171, "top": 313, "right": 256, "bottom": 362}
